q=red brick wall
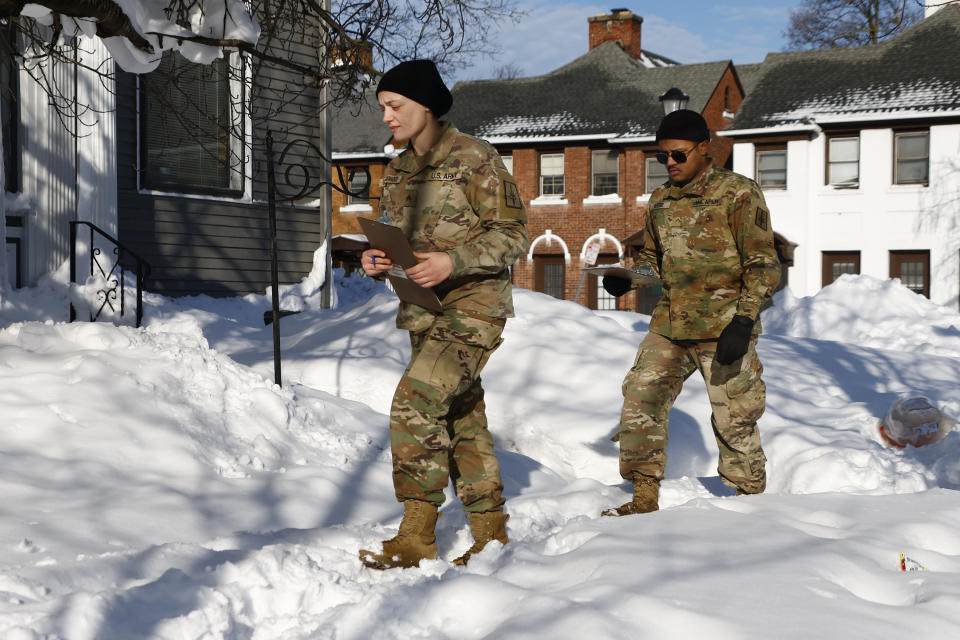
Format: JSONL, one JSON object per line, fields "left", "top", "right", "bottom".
{"left": 331, "top": 161, "right": 387, "bottom": 236}
{"left": 701, "top": 64, "right": 744, "bottom": 169}
{"left": 508, "top": 144, "right": 650, "bottom": 307}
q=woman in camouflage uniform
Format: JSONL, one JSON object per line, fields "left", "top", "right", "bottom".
{"left": 358, "top": 60, "right": 529, "bottom": 569}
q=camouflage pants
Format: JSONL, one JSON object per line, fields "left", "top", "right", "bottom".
{"left": 390, "top": 312, "right": 506, "bottom": 513}
{"left": 618, "top": 330, "right": 767, "bottom": 493}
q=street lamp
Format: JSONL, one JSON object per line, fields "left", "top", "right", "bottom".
{"left": 658, "top": 86, "right": 689, "bottom": 115}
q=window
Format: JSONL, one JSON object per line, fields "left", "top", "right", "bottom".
{"left": 890, "top": 250, "right": 930, "bottom": 297}
{"left": 539, "top": 153, "right": 564, "bottom": 196}
{"left": 756, "top": 146, "right": 786, "bottom": 189}
{"left": 589, "top": 254, "right": 620, "bottom": 310}
{"left": 346, "top": 168, "right": 370, "bottom": 204}
{"left": 822, "top": 251, "right": 860, "bottom": 287}
{"left": 591, "top": 149, "right": 618, "bottom": 195}
{"left": 645, "top": 155, "right": 669, "bottom": 193}
{"left": 501, "top": 154, "right": 513, "bottom": 175}
{"left": 596, "top": 286, "right": 617, "bottom": 310}
{"left": 894, "top": 131, "right": 929, "bottom": 185}
{"left": 534, "top": 255, "right": 565, "bottom": 299}
{"left": 1, "top": 22, "right": 18, "bottom": 192}
{"left": 827, "top": 136, "right": 859, "bottom": 187}
{"left": 140, "top": 52, "right": 244, "bottom": 196}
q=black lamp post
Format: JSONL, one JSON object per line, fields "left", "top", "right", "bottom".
{"left": 658, "top": 86, "right": 689, "bottom": 115}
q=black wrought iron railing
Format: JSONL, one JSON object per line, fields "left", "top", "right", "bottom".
{"left": 69, "top": 221, "right": 151, "bottom": 328}
{"left": 262, "top": 130, "right": 369, "bottom": 385}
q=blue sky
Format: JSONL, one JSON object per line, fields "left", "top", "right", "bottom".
{"left": 451, "top": 0, "right": 801, "bottom": 82}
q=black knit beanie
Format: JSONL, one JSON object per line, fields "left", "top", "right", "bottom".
{"left": 377, "top": 60, "right": 453, "bottom": 117}
{"left": 655, "top": 109, "right": 710, "bottom": 142}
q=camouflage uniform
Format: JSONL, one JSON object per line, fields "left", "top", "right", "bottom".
{"left": 378, "top": 122, "right": 528, "bottom": 513}
{"left": 619, "top": 164, "right": 780, "bottom": 493}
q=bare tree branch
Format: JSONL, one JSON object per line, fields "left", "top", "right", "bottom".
{"left": 783, "top": 0, "right": 923, "bottom": 49}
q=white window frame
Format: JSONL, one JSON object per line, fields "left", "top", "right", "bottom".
{"left": 644, "top": 155, "right": 669, "bottom": 194}
{"left": 591, "top": 149, "right": 618, "bottom": 196}
{"left": 756, "top": 146, "right": 787, "bottom": 190}
{"left": 539, "top": 152, "right": 564, "bottom": 197}
{"left": 827, "top": 135, "right": 860, "bottom": 188}
{"left": 346, "top": 167, "right": 370, "bottom": 205}
{"left": 894, "top": 130, "right": 929, "bottom": 186}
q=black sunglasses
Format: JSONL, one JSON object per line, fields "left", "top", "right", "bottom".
{"left": 655, "top": 145, "right": 698, "bottom": 165}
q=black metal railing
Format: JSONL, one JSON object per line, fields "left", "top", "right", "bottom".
{"left": 69, "top": 221, "right": 151, "bottom": 328}
{"left": 263, "top": 130, "right": 370, "bottom": 385}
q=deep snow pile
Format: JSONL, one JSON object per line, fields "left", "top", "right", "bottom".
{"left": 0, "top": 270, "right": 958, "bottom": 639}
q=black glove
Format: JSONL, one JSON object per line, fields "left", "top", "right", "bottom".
{"left": 602, "top": 275, "right": 632, "bottom": 298}
{"left": 715, "top": 315, "right": 754, "bottom": 365}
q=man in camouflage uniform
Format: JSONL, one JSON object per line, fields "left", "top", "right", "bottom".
{"left": 358, "top": 60, "right": 528, "bottom": 568}
{"left": 602, "top": 110, "right": 780, "bottom": 516}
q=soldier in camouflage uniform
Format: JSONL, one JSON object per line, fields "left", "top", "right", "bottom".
{"left": 357, "top": 60, "right": 528, "bottom": 569}
{"left": 602, "top": 110, "right": 781, "bottom": 516}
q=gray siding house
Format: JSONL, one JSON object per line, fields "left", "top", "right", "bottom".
{"left": 3, "top": 23, "right": 332, "bottom": 302}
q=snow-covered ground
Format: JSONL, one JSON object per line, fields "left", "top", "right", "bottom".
{"left": 0, "top": 268, "right": 958, "bottom": 639}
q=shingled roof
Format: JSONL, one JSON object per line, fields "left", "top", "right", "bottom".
{"left": 726, "top": 4, "right": 960, "bottom": 132}
{"left": 330, "top": 42, "right": 733, "bottom": 154}
{"left": 331, "top": 88, "right": 393, "bottom": 158}
{"left": 448, "top": 42, "right": 731, "bottom": 142}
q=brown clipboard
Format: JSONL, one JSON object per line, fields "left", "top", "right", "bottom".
{"left": 583, "top": 265, "right": 662, "bottom": 287}
{"left": 358, "top": 217, "right": 444, "bottom": 312}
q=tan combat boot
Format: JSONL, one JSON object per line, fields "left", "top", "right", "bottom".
{"left": 359, "top": 500, "right": 439, "bottom": 570}
{"left": 602, "top": 474, "right": 659, "bottom": 516}
{"left": 453, "top": 510, "right": 509, "bottom": 566}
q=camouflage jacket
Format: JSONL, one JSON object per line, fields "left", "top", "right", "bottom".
{"left": 639, "top": 164, "right": 781, "bottom": 341}
{"left": 378, "top": 122, "right": 529, "bottom": 333}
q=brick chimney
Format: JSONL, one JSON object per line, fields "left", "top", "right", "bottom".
{"left": 332, "top": 38, "right": 374, "bottom": 71}
{"left": 588, "top": 8, "right": 643, "bottom": 59}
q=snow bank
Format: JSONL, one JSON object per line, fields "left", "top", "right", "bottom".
{"left": 0, "top": 269, "right": 958, "bottom": 638}
{"left": 764, "top": 274, "right": 960, "bottom": 357}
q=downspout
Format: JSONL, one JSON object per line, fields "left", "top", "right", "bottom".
{"left": 320, "top": 0, "right": 334, "bottom": 309}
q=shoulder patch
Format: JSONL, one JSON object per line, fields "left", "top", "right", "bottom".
{"left": 496, "top": 168, "right": 526, "bottom": 221}
{"left": 503, "top": 178, "right": 523, "bottom": 210}
{"left": 755, "top": 207, "right": 769, "bottom": 231}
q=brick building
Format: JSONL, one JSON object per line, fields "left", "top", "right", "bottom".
{"left": 331, "top": 9, "right": 747, "bottom": 310}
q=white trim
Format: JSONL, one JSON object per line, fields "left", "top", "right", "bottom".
{"left": 609, "top": 134, "right": 656, "bottom": 143}
{"left": 722, "top": 110, "right": 960, "bottom": 137}
{"left": 333, "top": 151, "right": 391, "bottom": 161}
{"left": 530, "top": 196, "right": 569, "bottom": 206}
{"left": 136, "top": 188, "right": 257, "bottom": 204}
{"left": 798, "top": 108, "right": 960, "bottom": 124}
{"left": 582, "top": 194, "right": 623, "bottom": 205}
{"left": 483, "top": 132, "right": 619, "bottom": 145}
{"left": 718, "top": 123, "right": 821, "bottom": 137}
{"left": 526, "top": 229, "right": 571, "bottom": 263}
{"left": 636, "top": 194, "right": 652, "bottom": 203}
{"left": 339, "top": 204, "right": 373, "bottom": 213}
{"left": 579, "top": 228, "right": 623, "bottom": 262}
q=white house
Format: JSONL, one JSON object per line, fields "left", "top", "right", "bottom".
{"left": 721, "top": 4, "right": 960, "bottom": 310}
